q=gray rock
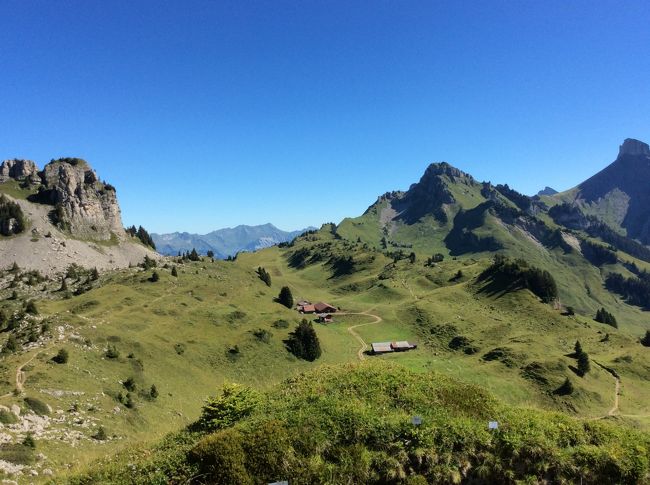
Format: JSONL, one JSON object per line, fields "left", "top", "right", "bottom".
{"left": 0, "top": 159, "right": 39, "bottom": 183}
{"left": 10, "top": 405, "right": 20, "bottom": 417}
{"left": 40, "top": 159, "right": 123, "bottom": 241}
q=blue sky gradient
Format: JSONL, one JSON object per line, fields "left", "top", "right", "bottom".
{"left": 1, "top": 1, "right": 649, "bottom": 233}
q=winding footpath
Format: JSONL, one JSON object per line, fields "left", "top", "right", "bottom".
{"left": 338, "top": 311, "right": 383, "bottom": 361}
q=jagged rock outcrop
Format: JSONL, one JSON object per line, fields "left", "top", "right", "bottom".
{"left": 38, "top": 159, "right": 123, "bottom": 240}
{"left": 0, "top": 159, "right": 40, "bottom": 184}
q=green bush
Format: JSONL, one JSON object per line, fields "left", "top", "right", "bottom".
{"left": 197, "top": 383, "right": 259, "bottom": 431}
{"left": 190, "top": 429, "right": 252, "bottom": 485}
{"left": 24, "top": 397, "right": 50, "bottom": 416}
{"left": 52, "top": 348, "right": 69, "bottom": 364}
{"left": 0, "top": 409, "right": 18, "bottom": 424}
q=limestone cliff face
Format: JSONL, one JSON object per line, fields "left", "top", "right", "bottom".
{"left": 39, "top": 160, "right": 124, "bottom": 240}
{"left": 0, "top": 159, "right": 40, "bottom": 184}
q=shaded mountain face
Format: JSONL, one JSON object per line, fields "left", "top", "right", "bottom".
{"left": 569, "top": 138, "right": 650, "bottom": 244}
{"left": 152, "top": 224, "right": 313, "bottom": 257}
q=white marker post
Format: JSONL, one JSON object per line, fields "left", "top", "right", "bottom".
{"left": 488, "top": 421, "right": 499, "bottom": 430}
{"left": 411, "top": 416, "right": 422, "bottom": 426}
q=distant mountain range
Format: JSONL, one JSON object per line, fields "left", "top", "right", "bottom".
{"left": 152, "top": 223, "right": 315, "bottom": 257}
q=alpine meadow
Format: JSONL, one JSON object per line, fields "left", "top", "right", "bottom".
{"left": 1, "top": 2, "right": 650, "bottom": 484}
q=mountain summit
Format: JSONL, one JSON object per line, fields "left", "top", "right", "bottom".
{"left": 564, "top": 138, "right": 650, "bottom": 243}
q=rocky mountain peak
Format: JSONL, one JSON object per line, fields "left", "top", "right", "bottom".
{"left": 0, "top": 159, "right": 40, "bottom": 184}
{"left": 618, "top": 138, "right": 650, "bottom": 157}
{"left": 39, "top": 158, "right": 123, "bottom": 240}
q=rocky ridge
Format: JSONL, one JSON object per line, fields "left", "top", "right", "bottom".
{"left": 0, "top": 158, "right": 158, "bottom": 275}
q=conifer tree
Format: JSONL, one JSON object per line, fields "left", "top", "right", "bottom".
{"left": 278, "top": 286, "right": 293, "bottom": 308}
{"left": 577, "top": 351, "right": 590, "bottom": 377}
{"left": 286, "top": 319, "right": 322, "bottom": 361}
{"left": 171, "top": 266, "right": 178, "bottom": 277}
{"left": 574, "top": 340, "right": 582, "bottom": 356}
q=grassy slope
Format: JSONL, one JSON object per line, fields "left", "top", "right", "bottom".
{"left": 0, "top": 226, "right": 648, "bottom": 480}
{"left": 66, "top": 361, "right": 650, "bottom": 484}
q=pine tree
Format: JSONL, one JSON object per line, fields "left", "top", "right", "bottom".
{"left": 171, "top": 266, "right": 178, "bottom": 277}
{"left": 189, "top": 248, "right": 200, "bottom": 261}
{"left": 409, "top": 252, "right": 416, "bottom": 264}
{"left": 150, "top": 271, "right": 159, "bottom": 282}
{"left": 277, "top": 286, "right": 293, "bottom": 308}
{"left": 207, "top": 250, "right": 214, "bottom": 258}
{"left": 286, "top": 319, "right": 322, "bottom": 361}
{"left": 91, "top": 267, "right": 99, "bottom": 281}
{"left": 257, "top": 267, "right": 272, "bottom": 286}
{"left": 60, "top": 277, "right": 68, "bottom": 292}
{"left": 574, "top": 340, "right": 582, "bottom": 356}
{"left": 577, "top": 351, "right": 590, "bottom": 377}
{"left": 150, "top": 384, "right": 159, "bottom": 399}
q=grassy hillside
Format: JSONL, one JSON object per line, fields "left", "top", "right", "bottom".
{"left": 66, "top": 361, "right": 650, "bottom": 484}
{"left": 0, "top": 222, "right": 648, "bottom": 481}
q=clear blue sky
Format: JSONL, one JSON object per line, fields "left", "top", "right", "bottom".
{"left": 1, "top": 1, "right": 648, "bottom": 233}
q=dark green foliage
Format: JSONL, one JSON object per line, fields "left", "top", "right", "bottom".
{"left": 189, "top": 248, "right": 200, "bottom": 261}
{"left": 0, "top": 443, "right": 35, "bottom": 465}
{"left": 606, "top": 272, "right": 650, "bottom": 309}
{"left": 408, "top": 252, "right": 416, "bottom": 263}
{"left": 580, "top": 239, "right": 617, "bottom": 266}
{"left": 150, "top": 384, "right": 159, "bottom": 399}
{"left": 577, "top": 351, "right": 591, "bottom": 377}
{"left": 123, "top": 377, "right": 136, "bottom": 392}
{"left": 52, "top": 348, "right": 69, "bottom": 364}
{"left": 252, "top": 328, "right": 272, "bottom": 343}
{"left": 206, "top": 250, "right": 214, "bottom": 258}
{"left": 3, "top": 334, "right": 18, "bottom": 353}
{"left": 565, "top": 306, "right": 575, "bottom": 316}
{"left": 150, "top": 271, "right": 160, "bottom": 282}
{"left": 24, "top": 300, "right": 38, "bottom": 315}
{"left": 90, "top": 267, "right": 99, "bottom": 281}
{"left": 277, "top": 286, "right": 293, "bottom": 308}
{"left": 494, "top": 183, "right": 532, "bottom": 211}
{"left": 329, "top": 254, "right": 355, "bottom": 277}
{"left": 127, "top": 225, "right": 156, "bottom": 249}
{"left": 141, "top": 255, "right": 157, "bottom": 270}
{"left": 24, "top": 397, "right": 50, "bottom": 415}
{"left": 641, "top": 330, "right": 650, "bottom": 347}
{"left": 174, "top": 343, "right": 186, "bottom": 355}
{"left": 0, "top": 194, "right": 26, "bottom": 236}
{"left": 595, "top": 307, "right": 618, "bottom": 328}
{"left": 574, "top": 340, "right": 583, "bottom": 356}
{"left": 106, "top": 344, "right": 120, "bottom": 359}
{"left": 272, "top": 319, "right": 289, "bottom": 329}
{"left": 555, "top": 377, "right": 574, "bottom": 395}
{"left": 286, "top": 319, "right": 322, "bottom": 361}
{"left": 0, "top": 409, "right": 18, "bottom": 424}
{"left": 171, "top": 266, "right": 178, "bottom": 277}
{"left": 574, "top": 341, "right": 590, "bottom": 377}
{"left": 256, "top": 267, "right": 271, "bottom": 286}
{"left": 124, "top": 392, "right": 135, "bottom": 409}
{"left": 479, "top": 255, "right": 558, "bottom": 303}
{"left": 92, "top": 426, "right": 108, "bottom": 440}
{"left": 22, "top": 434, "right": 36, "bottom": 449}
{"left": 197, "top": 383, "right": 260, "bottom": 431}
{"left": 190, "top": 429, "right": 252, "bottom": 485}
